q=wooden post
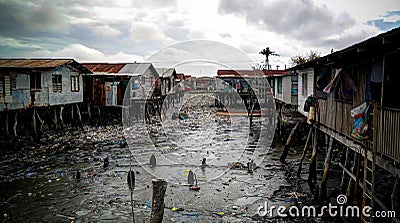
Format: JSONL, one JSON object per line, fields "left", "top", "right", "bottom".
{"left": 297, "top": 126, "right": 313, "bottom": 177}
{"left": 53, "top": 106, "right": 58, "bottom": 129}
{"left": 353, "top": 153, "right": 361, "bottom": 204}
{"left": 4, "top": 112, "right": 9, "bottom": 138}
{"left": 319, "top": 136, "right": 334, "bottom": 203}
{"left": 340, "top": 147, "right": 350, "bottom": 194}
{"left": 60, "top": 106, "right": 64, "bottom": 131}
{"left": 75, "top": 104, "right": 83, "bottom": 129}
{"left": 87, "top": 102, "right": 92, "bottom": 122}
{"left": 150, "top": 179, "right": 167, "bottom": 223}
{"left": 346, "top": 152, "right": 358, "bottom": 202}
{"left": 280, "top": 122, "right": 299, "bottom": 163}
{"left": 12, "top": 110, "right": 18, "bottom": 138}
{"left": 308, "top": 127, "right": 318, "bottom": 188}
{"left": 71, "top": 104, "right": 74, "bottom": 124}
{"left": 36, "top": 109, "right": 44, "bottom": 134}
{"left": 392, "top": 177, "right": 400, "bottom": 217}
{"left": 32, "top": 108, "right": 37, "bottom": 136}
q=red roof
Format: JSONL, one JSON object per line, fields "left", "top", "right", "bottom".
{"left": 217, "top": 69, "right": 288, "bottom": 77}
{"left": 82, "top": 63, "right": 126, "bottom": 73}
{"left": 177, "top": 73, "right": 185, "bottom": 80}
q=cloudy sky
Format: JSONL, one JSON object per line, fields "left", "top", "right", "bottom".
{"left": 0, "top": 0, "right": 399, "bottom": 75}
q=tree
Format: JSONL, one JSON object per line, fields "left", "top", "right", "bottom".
{"left": 259, "top": 47, "right": 279, "bottom": 70}
{"left": 290, "top": 50, "right": 320, "bottom": 66}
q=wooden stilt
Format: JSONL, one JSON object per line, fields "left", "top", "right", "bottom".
{"left": 392, "top": 177, "right": 400, "bottom": 217}
{"left": 346, "top": 152, "right": 358, "bottom": 202}
{"left": 297, "top": 126, "right": 313, "bottom": 177}
{"left": 59, "top": 106, "right": 64, "bottom": 131}
{"left": 4, "top": 112, "right": 9, "bottom": 138}
{"left": 87, "top": 102, "right": 92, "bottom": 122}
{"left": 53, "top": 106, "right": 58, "bottom": 129}
{"left": 280, "top": 122, "right": 299, "bottom": 163}
{"left": 13, "top": 110, "right": 19, "bottom": 138}
{"left": 75, "top": 104, "right": 83, "bottom": 129}
{"left": 353, "top": 153, "right": 361, "bottom": 204}
{"left": 71, "top": 104, "right": 74, "bottom": 123}
{"left": 340, "top": 147, "right": 350, "bottom": 194}
{"left": 150, "top": 179, "right": 167, "bottom": 223}
{"left": 32, "top": 108, "right": 37, "bottom": 136}
{"left": 308, "top": 127, "right": 318, "bottom": 189}
{"left": 36, "top": 109, "right": 44, "bottom": 134}
{"left": 319, "top": 136, "right": 334, "bottom": 203}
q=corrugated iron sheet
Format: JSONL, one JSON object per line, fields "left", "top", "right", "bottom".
{"left": 82, "top": 63, "right": 126, "bottom": 73}
{"left": 0, "top": 59, "right": 72, "bottom": 69}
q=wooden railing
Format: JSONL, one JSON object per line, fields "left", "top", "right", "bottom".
{"left": 375, "top": 107, "right": 400, "bottom": 162}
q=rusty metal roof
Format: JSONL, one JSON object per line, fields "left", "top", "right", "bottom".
{"left": 82, "top": 63, "right": 126, "bottom": 73}
{"left": 0, "top": 59, "right": 72, "bottom": 68}
{"left": 0, "top": 58, "right": 92, "bottom": 73}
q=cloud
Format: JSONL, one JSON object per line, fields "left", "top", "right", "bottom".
{"left": 0, "top": 1, "right": 67, "bottom": 37}
{"left": 130, "top": 21, "right": 172, "bottom": 43}
{"left": 218, "top": 0, "right": 373, "bottom": 49}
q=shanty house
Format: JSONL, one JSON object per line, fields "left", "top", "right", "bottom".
{"left": 156, "top": 68, "right": 177, "bottom": 96}
{"left": 82, "top": 63, "right": 160, "bottom": 107}
{"left": 0, "top": 59, "right": 90, "bottom": 111}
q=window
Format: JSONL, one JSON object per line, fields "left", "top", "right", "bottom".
{"left": 140, "top": 76, "right": 145, "bottom": 85}
{"left": 52, "top": 75, "right": 62, "bottom": 93}
{"left": 71, "top": 76, "right": 80, "bottom": 92}
{"left": 30, "top": 72, "right": 41, "bottom": 90}
{"left": 291, "top": 76, "right": 298, "bottom": 95}
{"left": 0, "top": 75, "right": 12, "bottom": 97}
{"left": 302, "top": 73, "right": 308, "bottom": 97}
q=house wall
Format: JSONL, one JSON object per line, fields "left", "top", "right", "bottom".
{"left": 297, "top": 68, "right": 314, "bottom": 116}
{"left": 0, "top": 65, "right": 83, "bottom": 111}
{"left": 282, "top": 76, "right": 292, "bottom": 104}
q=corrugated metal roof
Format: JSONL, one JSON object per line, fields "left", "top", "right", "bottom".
{"left": 156, "top": 68, "right": 176, "bottom": 78}
{"left": 0, "top": 59, "right": 73, "bottom": 69}
{"left": 0, "top": 58, "right": 91, "bottom": 73}
{"left": 119, "top": 63, "right": 154, "bottom": 75}
{"left": 82, "top": 63, "right": 126, "bottom": 73}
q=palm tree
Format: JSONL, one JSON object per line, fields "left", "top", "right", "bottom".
{"left": 259, "top": 47, "right": 279, "bottom": 70}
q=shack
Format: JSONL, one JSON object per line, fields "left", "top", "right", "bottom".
{"left": 0, "top": 58, "right": 91, "bottom": 137}
{"left": 292, "top": 27, "right": 400, "bottom": 222}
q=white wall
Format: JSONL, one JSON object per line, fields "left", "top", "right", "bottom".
{"left": 297, "top": 68, "right": 314, "bottom": 116}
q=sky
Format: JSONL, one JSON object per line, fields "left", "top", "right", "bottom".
{"left": 0, "top": 0, "right": 399, "bottom": 76}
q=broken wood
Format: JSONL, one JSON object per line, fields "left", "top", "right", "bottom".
{"left": 280, "top": 122, "right": 299, "bottom": 163}
{"left": 319, "top": 136, "right": 334, "bottom": 203}
{"left": 150, "top": 179, "right": 167, "bottom": 223}
{"left": 297, "top": 126, "right": 313, "bottom": 177}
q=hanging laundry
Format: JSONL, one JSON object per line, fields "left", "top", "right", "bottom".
{"left": 323, "top": 68, "right": 341, "bottom": 94}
